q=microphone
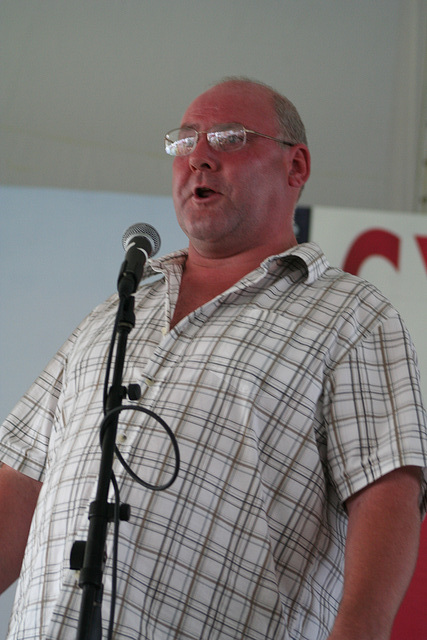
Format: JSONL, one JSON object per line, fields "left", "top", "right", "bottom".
{"left": 118, "top": 222, "right": 161, "bottom": 297}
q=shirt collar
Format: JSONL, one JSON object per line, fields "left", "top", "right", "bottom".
{"left": 263, "top": 242, "right": 330, "bottom": 285}
{"left": 144, "top": 242, "right": 329, "bottom": 286}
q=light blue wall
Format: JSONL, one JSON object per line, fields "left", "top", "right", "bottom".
{"left": 0, "top": 186, "right": 187, "bottom": 636}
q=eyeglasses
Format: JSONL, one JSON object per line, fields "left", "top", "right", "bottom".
{"left": 164, "top": 123, "right": 296, "bottom": 157}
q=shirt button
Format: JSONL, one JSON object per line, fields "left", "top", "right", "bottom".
{"left": 144, "top": 377, "right": 155, "bottom": 387}
{"left": 161, "top": 326, "right": 168, "bottom": 336}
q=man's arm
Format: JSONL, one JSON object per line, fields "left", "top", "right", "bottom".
{"left": 328, "top": 465, "right": 422, "bottom": 640}
{"left": 0, "top": 463, "right": 42, "bottom": 593}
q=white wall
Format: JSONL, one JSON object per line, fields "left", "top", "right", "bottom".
{"left": 1, "top": 0, "right": 426, "bottom": 212}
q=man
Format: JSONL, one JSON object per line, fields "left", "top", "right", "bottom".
{"left": 0, "top": 78, "right": 426, "bottom": 640}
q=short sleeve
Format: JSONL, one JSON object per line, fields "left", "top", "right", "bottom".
{"left": 324, "top": 312, "right": 427, "bottom": 510}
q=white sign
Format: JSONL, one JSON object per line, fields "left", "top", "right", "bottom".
{"left": 311, "top": 206, "right": 427, "bottom": 399}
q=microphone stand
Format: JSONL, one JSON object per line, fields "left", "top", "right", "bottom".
{"left": 72, "top": 293, "right": 136, "bottom": 640}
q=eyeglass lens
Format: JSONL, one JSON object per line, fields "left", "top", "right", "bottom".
{"left": 165, "top": 124, "right": 247, "bottom": 156}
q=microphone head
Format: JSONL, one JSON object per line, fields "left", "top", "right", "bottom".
{"left": 122, "top": 223, "right": 161, "bottom": 257}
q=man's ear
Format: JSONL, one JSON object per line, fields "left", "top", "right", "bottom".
{"left": 287, "top": 145, "right": 311, "bottom": 189}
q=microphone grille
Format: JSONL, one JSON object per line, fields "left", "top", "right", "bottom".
{"left": 122, "top": 223, "right": 161, "bottom": 256}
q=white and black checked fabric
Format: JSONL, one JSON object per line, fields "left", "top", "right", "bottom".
{"left": 1, "top": 242, "right": 426, "bottom": 640}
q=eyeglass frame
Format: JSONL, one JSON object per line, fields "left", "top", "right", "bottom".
{"left": 164, "top": 122, "right": 296, "bottom": 157}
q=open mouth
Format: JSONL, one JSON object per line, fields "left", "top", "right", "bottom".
{"left": 195, "top": 187, "right": 217, "bottom": 199}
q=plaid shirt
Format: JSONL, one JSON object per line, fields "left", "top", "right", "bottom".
{"left": 1, "top": 242, "right": 426, "bottom": 640}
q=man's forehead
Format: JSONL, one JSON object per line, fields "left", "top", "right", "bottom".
{"left": 181, "top": 100, "right": 223, "bottom": 124}
{"left": 180, "top": 84, "right": 274, "bottom": 127}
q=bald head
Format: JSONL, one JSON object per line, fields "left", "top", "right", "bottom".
{"left": 172, "top": 78, "right": 310, "bottom": 260}
{"left": 210, "top": 77, "right": 308, "bottom": 147}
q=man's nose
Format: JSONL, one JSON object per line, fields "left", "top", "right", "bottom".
{"left": 189, "top": 134, "right": 220, "bottom": 172}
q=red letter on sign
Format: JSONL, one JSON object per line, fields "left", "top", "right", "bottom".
{"left": 415, "top": 236, "right": 427, "bottom": 273}
{"left": 342, "top": 229, "right": 400, "bottom": 276}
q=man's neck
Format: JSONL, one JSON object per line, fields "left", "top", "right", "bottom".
{"left": 185, "top": 235, "right": 296, "bottom": 281}
{"left": 170, "top": 240, "right": 296, "bottom": 328}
